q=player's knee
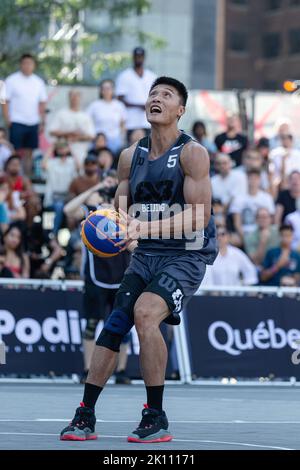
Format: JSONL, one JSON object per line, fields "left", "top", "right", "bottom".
{"left": 134, "top": 304, "right": 156, "bottom": 335}
{"left": 96, "top": 308, "right": 134, "bottom": 352}
{"left": 82, "top": 318, "right": 98, "bottom": 340}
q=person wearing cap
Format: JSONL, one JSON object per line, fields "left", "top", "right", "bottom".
{"left": 116, "top": 47, "right": 157, "bottom": 142}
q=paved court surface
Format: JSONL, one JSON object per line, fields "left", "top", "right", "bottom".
{"left": 0, "top": 383, "right": 299, "bottom": 450}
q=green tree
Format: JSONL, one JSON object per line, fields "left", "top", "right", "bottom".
{"left": 0, "top": 0, "right": 166, "bottom": 83}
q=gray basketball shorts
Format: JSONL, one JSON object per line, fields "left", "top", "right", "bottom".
{"left": 125, "top": 251, "right": 206, "bottom": 316}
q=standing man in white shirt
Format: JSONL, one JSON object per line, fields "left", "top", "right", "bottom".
{"left": 116, "top": 47, "right": 157, "bottom": 142}
{"left": 48, "top": 90, "right": 96, "bottom": 169}
{"left": 2, "top": 54, "right": 47, "bottom": 177}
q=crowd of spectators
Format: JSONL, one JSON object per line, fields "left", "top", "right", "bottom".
{"left": 203, "top": 116, "right": 300, "bottom": 288}
{"left": 1, "top": 48, "right": 300, "bottom": 289}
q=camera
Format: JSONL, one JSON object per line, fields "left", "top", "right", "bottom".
{"left": 98, "top": 184, "right": 118, "bottom": 202}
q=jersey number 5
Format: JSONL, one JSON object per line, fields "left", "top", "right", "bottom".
{"left": 167, "top": 154, "right": 177, "bottom": 168}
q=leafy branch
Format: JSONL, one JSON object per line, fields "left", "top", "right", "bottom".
{"left": 0, "top": 0, "right": 164, "bottom": 84}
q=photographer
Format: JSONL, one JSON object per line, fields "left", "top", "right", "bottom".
{"left": 64, "top": 172, "right": 132, "bottom": 384}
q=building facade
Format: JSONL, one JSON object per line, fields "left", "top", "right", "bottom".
{"left": 220, "top": 0, "right": 300, "bottom": 90}
{"left": 85, "top": 0, "right": 300, "bottom": 91}
{"left": 85, "top": 0, "right": 219, "bottom": 89}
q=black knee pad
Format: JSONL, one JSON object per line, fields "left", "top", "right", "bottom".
{"left": 96, "top": 308, "right": 134, "bottom": 351}
{"left": 96, "top": 329, "right": 123, "bottom": 352}
{"left": 82, "top": 318, "right": 98, "bottom": 340}
{"left": 96, "top": 273, "right": 146, "bottom": 352}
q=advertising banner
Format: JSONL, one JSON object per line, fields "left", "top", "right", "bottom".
{"left": 185, "top": 296, "right": 300, "bottom": 379}
{"left": 0, "top": 288, "right": 177, "bottom": 378}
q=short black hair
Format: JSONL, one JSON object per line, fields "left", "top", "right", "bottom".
{"left": 280, "top": 224, "right": 294, "bottom": 233}
{"left": 4, "top": 154, "right": 21, "bottom": 171}
{"left": 192, "top": 120, "right": 206, "bottom": 134}
{"left": 20, "top": 53, "right": 35, "bottom": 62}
{"left": 256, "top": 137, "right": 269, "bottom": 149}
{"left": 150, "top": 76, "right": 188, "bottom": 106}
{"left": 212, "top": 198, "right": 223, "bottom": 206}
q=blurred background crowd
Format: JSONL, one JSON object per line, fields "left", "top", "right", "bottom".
{"left": 1, "top": 48, "right": 300, "bottom": 289}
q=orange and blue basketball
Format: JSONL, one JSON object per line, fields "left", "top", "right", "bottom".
{"left": 81, "top": 208, "right": 126, "bottom": 258}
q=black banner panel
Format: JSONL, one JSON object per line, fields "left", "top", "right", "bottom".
{"left": 185, "top": 295, "right": 300, "bottom": 379}
{"left": 0, "top": 288, "right": 176, "bottom": 377}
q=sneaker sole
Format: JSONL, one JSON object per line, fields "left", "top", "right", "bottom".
{"left": 60, "top": 434, "right": 97, "bottom": 441}
{"left": 127, "top": 434, "right": 173, "bottom": 444}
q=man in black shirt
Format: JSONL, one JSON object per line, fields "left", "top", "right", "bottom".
{"left": 215, "top": 113, "right": 248, "bottom": 167}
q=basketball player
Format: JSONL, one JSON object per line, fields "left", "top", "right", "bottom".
{"left": 60, "top": 76, "right": 218, "bottom": 443}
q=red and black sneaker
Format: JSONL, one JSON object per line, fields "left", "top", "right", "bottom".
{"left": 127, "top": 404, "right": 173, "bottom": 443}
{"left": 60, "top": 402, "right": 97, "bottom": 441}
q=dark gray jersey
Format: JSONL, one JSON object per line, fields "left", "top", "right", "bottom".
{"left": 129, "top": 132, "right": 218, "bottom": 264}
